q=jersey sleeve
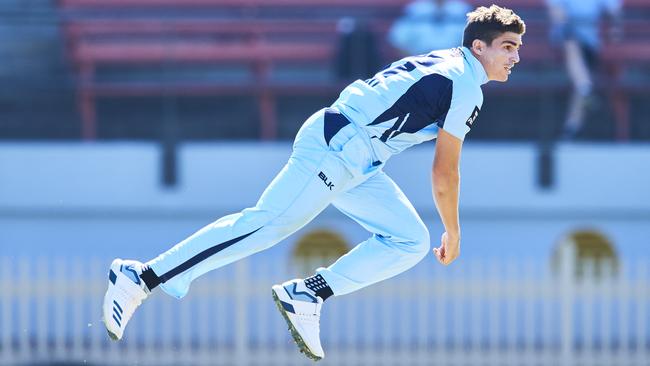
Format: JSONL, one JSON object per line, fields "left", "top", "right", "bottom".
{"left": 437, "top": 82, "right": 483, "bottom": 141}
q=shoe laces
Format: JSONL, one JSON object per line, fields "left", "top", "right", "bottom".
{"left": 296, "top": 312, "right": 319, "bottom": 321}
{"left": 294, "top": 307, "right": 321, "bottom": 328}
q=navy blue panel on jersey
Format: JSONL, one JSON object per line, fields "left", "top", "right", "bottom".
{"left": 323, "top": 108, "right": 351, "bottom": 146}
{"left": 367, "top": 73, "right": 453, "bottom": 142}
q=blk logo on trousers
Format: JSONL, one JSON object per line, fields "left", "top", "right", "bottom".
{"left": 318, "top": 171, "right": 334, "bottom": 190}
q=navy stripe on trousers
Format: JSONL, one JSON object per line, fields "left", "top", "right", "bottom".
{"left": 159, "top": 227, "right": 262, "bottom": 283}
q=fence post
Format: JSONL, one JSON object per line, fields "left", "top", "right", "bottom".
{"left": 523, "top": 259, "right": 536, "bottom": 366}
{"left": 602, "top": 261, "right": 614, "bottom": 365}
{"left": 0, "top": 257, "right": 13, "bottom": 365}
{"left": 89, "top": 258, "right": 104, "bottom": 365}
{"left": 35, "top": 257, "right": 48, "bottom": 360}
{"left": 235, "top": 260, "right": 249, "bottom": 365}
{"left": 583, "top": 260, "right": 595, "bottom": 365}
{"left": 488, "top": 261, "right": 500, "bottom": 366}
{"left": 18, "top": 258, "right": 30, "bottom": 363}
{"left": 560, "top": 242, "right": 575, "bottom": 366}
{"left": 616, "top": 262, "right": 628, "bottom": 366}
{"left": 636, "top": 260, "right": 648, "bottom": 366}
{"left": 71, "top": 258, "right": 84, "bottom": 362}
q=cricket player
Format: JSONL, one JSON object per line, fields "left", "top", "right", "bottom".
{"left": 103, "top": 5, "right": 525, "bottom": 361}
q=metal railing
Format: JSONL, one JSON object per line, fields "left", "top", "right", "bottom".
{"left": 0, "top": 246, "right": 648, "bottom": 366}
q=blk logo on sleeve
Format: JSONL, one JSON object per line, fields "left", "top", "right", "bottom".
{"left": 465, "top": 106, "right": 480, "bottom": 128}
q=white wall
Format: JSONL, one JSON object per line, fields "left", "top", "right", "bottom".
{"left": 2, "top": 142, "right": 649, "bottom": 212}
{"left": 1, "top": 142, "right": 648, "bottom": 262}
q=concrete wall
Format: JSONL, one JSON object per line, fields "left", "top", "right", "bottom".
{"left": 1, "top": 142, "right": 648, "bottom": 266}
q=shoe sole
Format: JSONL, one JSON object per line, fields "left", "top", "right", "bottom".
{"left": 103, "top": 309, "right": 119, "bottom": 341}
{"left": 271, "top": 289, "right": 322, "bottom": 362}
{"left": 104, "top": 323, "right": 119, "bottom": 341}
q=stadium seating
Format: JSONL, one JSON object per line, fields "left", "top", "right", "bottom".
{"left": 59, "top": 0, "right": 403, "bottom": 139}
{"left": 58, "top": 0, "right": 650, "bottom": 140}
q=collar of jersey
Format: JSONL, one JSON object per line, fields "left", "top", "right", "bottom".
{"left": 461, "top": 46, "right": 489, "bottom": 85}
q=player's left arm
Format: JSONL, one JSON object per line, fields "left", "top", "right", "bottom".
{"left": 431, "top": 128, "right": 462, "bottom": 266}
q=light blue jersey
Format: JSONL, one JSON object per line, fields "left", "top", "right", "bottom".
{"left": 146, "top": 47, "right": 490, "bottom": 301}
{"left": 332, "top": 46, "right": 488, "bottom": 163}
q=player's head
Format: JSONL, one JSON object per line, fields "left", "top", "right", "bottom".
{"left": 463, "top": 5, "right": 525, "bottom": 82}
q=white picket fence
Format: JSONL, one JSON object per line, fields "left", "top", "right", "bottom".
{"left": 0, "top": 246, "right": 648, "bottom": 366}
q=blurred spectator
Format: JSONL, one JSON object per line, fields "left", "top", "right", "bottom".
{"left": 546, "top": 0, "right": 622, "bottom": 140}
{"left": 388, "top": 0, "right": 470, "bottom": 55}
{"left": 335, "top": 17, "right": 382, "bottom": 80}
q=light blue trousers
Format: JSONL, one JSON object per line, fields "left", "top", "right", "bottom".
{"left": 149, "top": 108, "right": 430, "bottom": 298}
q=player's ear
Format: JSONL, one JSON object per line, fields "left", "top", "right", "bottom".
{"left": 471, "top": 39, "right": 487, "bottom": 55}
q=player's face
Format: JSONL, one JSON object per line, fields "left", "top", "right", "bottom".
{"left": 475, "top": 32, "right": 522, "bottom": 82}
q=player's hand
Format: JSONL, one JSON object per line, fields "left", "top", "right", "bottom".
{"left": 433, "top": 232, "right": 460, "bottom": 266}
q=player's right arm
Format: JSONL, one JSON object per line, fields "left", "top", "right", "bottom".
{"left": 432, "top": 128, "right": 462, "bottom": 266}
{"left": 431, "top": 78, "right": 482, "bottom": 266}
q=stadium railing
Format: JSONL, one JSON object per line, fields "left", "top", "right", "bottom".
{"left": 1, "top": 248, "right": 649, "bottom": 366}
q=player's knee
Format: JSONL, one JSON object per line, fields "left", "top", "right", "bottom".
{"left": 394, "top": 222, "right": 429, "bottom": 259}
{"left": 411, "top": 224, "right": 430, "bottom": 258}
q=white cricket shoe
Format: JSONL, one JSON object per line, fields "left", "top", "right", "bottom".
{"left": 272, "top": 279, "right": 324, "bottom": 361}
{"left": 102, "top": 258, "right": 149, "bottom": 341}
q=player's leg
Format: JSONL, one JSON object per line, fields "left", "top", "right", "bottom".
{"left": 271, "top": 171, "right": 429, "bottom": 360}
{"left": 320, "top": 170, "right": 430, "bottom": 296}
{"left": 147, "top": 151, "right": 349, "bottom": 299}
{"left": 102, "top": 109, "right": 354, "bottom": 341}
